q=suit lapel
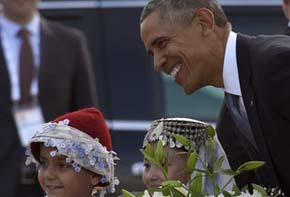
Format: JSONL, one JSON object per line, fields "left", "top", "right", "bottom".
{"left": 0, "top": 40, "right": 12, "bottom": 107}
{"left": 283, "top": 26, "right": 290, "bottom": 36}
{"left": 236, "top": 33, "right": 279, "bottom": 186}
{"left": 38, "top": 19, "right": 54, "bottom": 121}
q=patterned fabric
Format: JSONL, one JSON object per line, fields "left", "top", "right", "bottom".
{"left": 143, "top": 117, "right": 235, "bottom": 194}
{"left": 143, "top": 118, "right": 210, "bottom": 151}
{"left": 25, "top": 119, "right": 119, "bottom": 197}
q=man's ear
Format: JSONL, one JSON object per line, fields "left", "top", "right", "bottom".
{"left": 283, "top": 0, "right": 290, "bottom": 19}
{"left": 91, "top": 173, "right": 101, "bottom": 186}
{"left": 195, "top": 8, "right": 215, "bottom": 36}
{"left": 284, "top": 0, "right": 290, "bottom": 6}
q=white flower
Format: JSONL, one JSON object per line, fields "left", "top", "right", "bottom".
{"left": 239, "top": 189, "right": 264, "bottom": 197}
{"left": 142, "top": 190, "right": 169, "bottom": 197}
{"left": 206, "top": 189, "right": 264, "bottom": 197}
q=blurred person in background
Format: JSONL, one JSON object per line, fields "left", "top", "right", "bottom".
{"left": 140, "top": 0, "right": 290, "bottom": 195}
{"left": 282, "top": 0, "right": 290, "bottom": 35}
{"left": 0, "top": 0, "right": 97, "bottom": 196}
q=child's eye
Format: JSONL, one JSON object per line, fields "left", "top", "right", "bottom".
{"left": 143, "top": 162, "right": 151, "bottom": 169}
{"left": 58, "top": 163, "right": 70, "bottom": 169}
{"left": 39, "top": 160, "right": 48, "bottom": 168}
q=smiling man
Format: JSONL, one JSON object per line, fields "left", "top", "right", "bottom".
{"left": 140, "top": 0, "right": 290, "bottom": 195}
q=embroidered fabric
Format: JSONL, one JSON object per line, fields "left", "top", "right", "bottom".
{"left": 142, "top": 118, "right": 236, "bottom": 194}
{"left": 25, "top": 119, "right": 119, "bottom": 196}
{"left": 143, "top": 118, "right": 210, "bottom": 151}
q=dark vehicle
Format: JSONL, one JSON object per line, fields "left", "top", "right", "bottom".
{"left": 39, "top": 0, "right": 287, "bottom": 195}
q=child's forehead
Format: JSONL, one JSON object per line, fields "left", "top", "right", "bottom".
{"left": 40, "top": 145, "right": 67, "bottom": 160}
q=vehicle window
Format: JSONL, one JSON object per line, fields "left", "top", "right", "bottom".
{"left": 162, "top": 74, "right": 224, "bottom": 122}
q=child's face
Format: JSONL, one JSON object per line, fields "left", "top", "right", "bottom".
{"left": 38, "top": 144, "right": 99, "bottom": 197}
{"left": 142, "top": 145, "right": 188, "bottom": 189}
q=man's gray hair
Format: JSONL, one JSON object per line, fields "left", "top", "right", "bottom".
{"left": 140, "top": 0, "right": 228, "bottom": 28}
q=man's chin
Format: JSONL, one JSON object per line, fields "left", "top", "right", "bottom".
{"left": 182, "top": 85, "right": 195, "bottom": 95}
{"left": 182, "top": 84, "right": 203, "bottom": 95}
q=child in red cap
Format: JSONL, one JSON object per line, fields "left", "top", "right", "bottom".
{"left": 25, "top": 107, "right": 119, "bottom": 197}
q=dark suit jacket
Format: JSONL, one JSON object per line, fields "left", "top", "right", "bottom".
{"left": 216, "top": 33, "right": 290, "bottom": 195}
{"left": 0, "top": 18, "right": 97, "bottom": 197}
{"left": 284, "top": 26, "right": 290, "bottom": 36}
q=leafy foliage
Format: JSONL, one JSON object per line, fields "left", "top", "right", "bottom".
{"left": 123, "top": 126, "right": 267, "bottom": 197}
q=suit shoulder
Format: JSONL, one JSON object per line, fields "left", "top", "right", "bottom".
{"left": 253, "top": 34, "right": 290, "bottom": 55}
{"left": 249, "top": 35, "right": 290, "bottom": 74}
{"left": 42, "top": 19, "right": 85, "bottom": 40}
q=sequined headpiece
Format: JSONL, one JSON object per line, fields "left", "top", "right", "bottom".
{"left": 25, "top": 108, "right": 119, "bottom": 196}
{"left": 143, "top": 118, "right": 210, "bottom": 151}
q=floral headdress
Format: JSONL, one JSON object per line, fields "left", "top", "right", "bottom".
{"left": 25, "top": 108, "right": 119, "bottom": 197}
{"left": 143, "top": 117, "right": 210, "bottom": 151}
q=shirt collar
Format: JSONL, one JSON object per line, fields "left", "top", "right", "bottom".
{"left": 288, "top": 21, "right": 290, "bottom": 27}
{"left": 223, "top": 31, "right": 241, "bottom": 96}
{"left": 0, "top": 13, "right": 40, "bottom": 37}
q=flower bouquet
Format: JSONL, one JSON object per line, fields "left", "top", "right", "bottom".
{"left": 122, "top": 125, "right": 283, "bottom": 197}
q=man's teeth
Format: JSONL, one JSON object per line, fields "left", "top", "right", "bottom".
{"left": 170, "top": 64, "right": 181, "bottom": 79}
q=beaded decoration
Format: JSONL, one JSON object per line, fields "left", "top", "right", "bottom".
{"left": 25, "top": 119, "right": 119, "bottom": 197}
{"left": 143, "top": 118, "right": 210, "bottom": 151}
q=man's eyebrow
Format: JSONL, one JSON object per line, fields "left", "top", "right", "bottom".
{"left": 150, "top": 36, "right": 169, "bottom": 47}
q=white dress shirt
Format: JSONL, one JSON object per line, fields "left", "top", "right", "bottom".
{"left": 223, "top": 31, "right": 247, "bottom": 115}
{"left": 222, "top": 31, "right": 259, "bottom": 150}
{"left": 0, "top": 14, "right": 41, "bottom": 101}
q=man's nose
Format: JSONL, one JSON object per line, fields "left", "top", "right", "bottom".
{"left": 153, "top": 53, "right": 166, "bottom": 73}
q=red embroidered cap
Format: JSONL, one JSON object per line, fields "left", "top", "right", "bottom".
{"left": 53, "top": 107, "right": 112, "bottom": 150}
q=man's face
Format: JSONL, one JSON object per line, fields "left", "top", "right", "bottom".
{"left": 2, "top": 0, "right": 39, "bottom": 23}
{"left": 140, "top": 11, "right": 214, "bottom": 95}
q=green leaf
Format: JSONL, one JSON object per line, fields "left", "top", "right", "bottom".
{"left": 161, "top": 180, "right": 182, "bottom": 188}
{"left": 207, "top": 125, "right": 216, "bottom": 138}
{"left": 214, "top": 184, "right": 220, "bottom": 195}
{"left": 222, "top": 190, "right": 233, "bottom": 197}
{"left": 155, "top": 140, "right": 164, "bottom": 163}
{"left": 122, "top": 189, "right": 137, "bottom": 197}
{"left": 140, "top": 148, "right": 156, "bottom": 164}
{"left": 190, "top": 172, "right": 203, "bottom": 193}
{"left": 252, "top": 183, "right": 267, "bottom": 196}
{"left": 145, "top": 144, "right": 154, "bottom": 157}
{"left": 205, "top": 139, "right": 215, "bottom": 159}
{"left": 174, "top": 187, "right": 189, "bottom": 196}
{"left": 186, "top": 151, "right": 198, "bottom": 175}
{"left": 192, "top": 168, "right": 208, "bottom": 174}
{"left": 160, "top": 186, "right": 171, "bottom": 196}
{"left": 220, "top": 169, "right": 239, "bottom": 176}
{"left": 232, "top": 184, "right": 241, "bottom": 195}
{"left": 237, "top": 161, "right": 265, "bottom": 171}
{"left": 172, "top": 188, "right": 187, "bottom": 197}
{"left": 174, "top": 134, "right": 191, "bottom": 147}
{"left": 189, "top": 191, "right": 204, "bottom": 197}
{"left": 213, "top": 156, "right": 225, "bottom": 173}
